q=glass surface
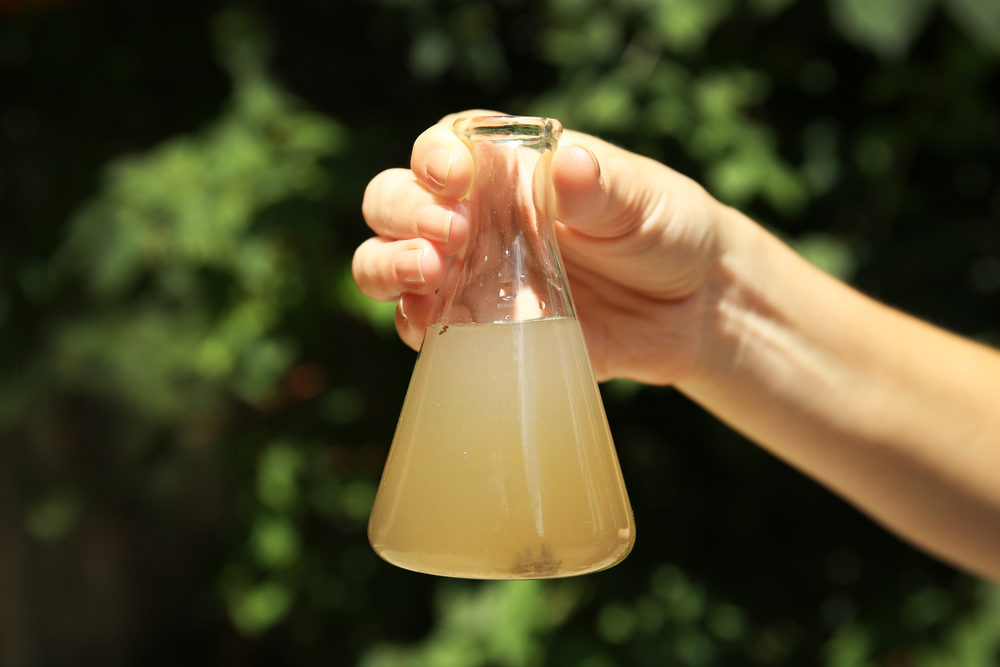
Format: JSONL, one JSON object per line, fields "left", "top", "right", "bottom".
{"left": 437, "top": 115, "right": 571, "bottom": 325}
{"left": 368, "top": 116, "right": 635, "bottom": 579}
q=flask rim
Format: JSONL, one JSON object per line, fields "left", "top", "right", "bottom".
{"left": 453, "top": 115, "right": 563, "bottom": 146}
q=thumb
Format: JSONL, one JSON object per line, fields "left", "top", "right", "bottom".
{"left": 551, "top": 139, "right": 647, "bottom": 238}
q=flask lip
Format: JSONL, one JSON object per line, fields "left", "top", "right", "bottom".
{"left": 453, "top": 115, "right": 563, "bottom": 146}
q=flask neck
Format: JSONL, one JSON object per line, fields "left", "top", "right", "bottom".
{"left": 435, "top": 116, "right": 573, "bottom": 326}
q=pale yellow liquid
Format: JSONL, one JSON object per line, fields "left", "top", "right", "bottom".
{"left": 368, "top": 318, "right": 635, "bottom": 579}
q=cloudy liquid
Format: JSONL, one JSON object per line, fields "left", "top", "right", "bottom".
{"left": 368, "top": 318, "right": 634, "bottom": 579}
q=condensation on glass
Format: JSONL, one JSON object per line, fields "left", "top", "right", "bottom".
{"left": 368, "top": 116, "right": 635, "bottom": 579}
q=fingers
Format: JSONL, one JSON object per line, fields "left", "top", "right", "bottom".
{"left": 357, "top": 110, "right": 509, "bottom": 350}
{"left": 395, "top": 293, "right": 437, "bottom": 351}
{"left": 364, "top": 109, "right": 508, "bottom": 249}
{"left": 362, "top": 168, "right": 469, "bottom": 254}
{"left": 410, "top": 124, "right": 473, "bottom": 200}
{"left": 352, "top": 237, "right": 446, "bottom": 302}
{"left": 409, "top": 109, "right": 505, "bottom": 198}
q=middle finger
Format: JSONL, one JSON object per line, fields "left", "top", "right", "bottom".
{"left": 362, "top": 168, "right": 469, "bottom": 254}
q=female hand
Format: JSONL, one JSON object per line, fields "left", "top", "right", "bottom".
{"left": 355, "top": 111, "right": 1000, "bottom": 581}
{"left": 354, "top": 111, "right": 729, "bottom": 385}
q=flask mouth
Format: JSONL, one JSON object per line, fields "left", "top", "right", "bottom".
{"left": 453, "top": 115, "right": 563, "bottom": 149}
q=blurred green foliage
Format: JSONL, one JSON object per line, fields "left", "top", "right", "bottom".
{"left": 1, "top": 0, "right": 998, "bottom": 665}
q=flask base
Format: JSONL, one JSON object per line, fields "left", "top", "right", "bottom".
{"left": 371, "top": 537, "right": 634, "bottom": 580}
{"left": 368, "top": 318, "right": 636, "bottom": 579}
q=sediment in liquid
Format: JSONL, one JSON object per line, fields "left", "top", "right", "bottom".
{"left": 368, "top": 317, "right": 635, "bottom": 579}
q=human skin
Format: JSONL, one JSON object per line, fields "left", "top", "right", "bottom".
{"left": 354, "top": 111, "right": 1000, "bottom": 582}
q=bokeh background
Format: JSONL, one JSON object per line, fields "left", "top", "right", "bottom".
{"left": 2, "top": 0, "right": 999, "bottom": 665}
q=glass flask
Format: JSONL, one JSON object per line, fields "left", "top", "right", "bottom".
{"left": 368, "top": 115, "right": 635, "bottom": 579}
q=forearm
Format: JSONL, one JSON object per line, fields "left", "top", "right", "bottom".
{"left": 679, "top": 207, "right": 1000, "bottom": 581}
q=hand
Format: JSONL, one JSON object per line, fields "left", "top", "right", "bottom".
{"left": 356, "top": 112, "right": 1000, "bottom": 581}
{"left": 354, "top": 111, "right": 728, "bottom": 385}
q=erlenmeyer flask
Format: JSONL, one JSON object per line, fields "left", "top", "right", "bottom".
{"left": 368, "top": 115, "right": 635, "bottom": 579}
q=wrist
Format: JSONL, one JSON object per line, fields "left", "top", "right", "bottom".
{"left": 678, "top": 204, "right": 783, "bottom": 391}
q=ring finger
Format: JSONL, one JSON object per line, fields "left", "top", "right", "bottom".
{"left": 352, "top": 236, "right": 447, "bottom": 302}
{"left": 362, "top": 168, "right": 469, "bottom": 255}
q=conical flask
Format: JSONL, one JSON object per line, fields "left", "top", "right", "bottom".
{"left": 368, "top": 115, "right": 635, "bottom": 579}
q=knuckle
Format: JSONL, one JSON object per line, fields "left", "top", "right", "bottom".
{"left": 397, "top": 315, "right": 422, "bottom": 352}
{"left": 411, "top": 126, "right": 437, "bottom": 156}
{"left": 351, "top": 240, "right": 386, "bottom": 297}
{"left": 350, "top": 243, "right": 370, "bottom": 289}
{"left": 361, "top": 170, "right": 395, "bottom": 225}
{"left": 361, "top": 181, "right": 378, "bottom": 225}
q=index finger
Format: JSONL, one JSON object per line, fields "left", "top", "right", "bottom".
{"left": 410, "top": 108, "right": 505, "bottom": 199}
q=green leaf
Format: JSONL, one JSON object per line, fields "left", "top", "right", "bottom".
{"left": 578, "top": 78, "right": 637, "bottom": 131}
{"left": 597, "top": 602, "right": 637, "bottom": 643}
{"left": 829, "top": 0, "right": 936, "bottom": 60}
{"left": 227, "top": 580, "right": 293, "bottom": 636}
{"left": 320, "top": 386, "right": 366, "bottom": 424}
{"left": 944, "top": 0, "right": 1000, "bottom": 53}
{"left": 708, "top": 603, "right": 748, "bottom": 641}
{"left": 649, "top": 0, "right": 735, "bottom": 54}
{"left": 853, "top": 132, "right": 894, "bottom": 176}
{"left": 359, "top": 580, "right": 572, "bottom": 667}
{"left": 410, "top": 29, "right": 454, "bottom": 79}
{"left": 24, "top": 493, "right": 83, "bottom": 542}
{"left": 823, "top": 623, "right": 874, "bottom": 667}
{"left": 337, "top": 266, "right": 398, "bottom": 334}
{"left": 793, "top": 233, "right": 858, "bottom": 281}
{"left": 542, "top": 12, "right": 623, "bottom": 66}
{"left": 251, "top": 516, "right": 301, "bottom": 568}
{"left": 256, "top": 441, "right": 305, "bottom": 511}
{"left": 340, "top": 480, "right": 376, "bottom": 522}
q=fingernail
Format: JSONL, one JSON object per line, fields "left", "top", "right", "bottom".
{"left": 414, "top": 205, "right": 452, "bottom": 244}
{"left": 398, "top": 297, "right": 407, "bottom": 320}
{"left": 426, "top": 149, "right": 454, "bottom": 189}
{"left": 396, "top": 248, "right": 425, "bottom": 285}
